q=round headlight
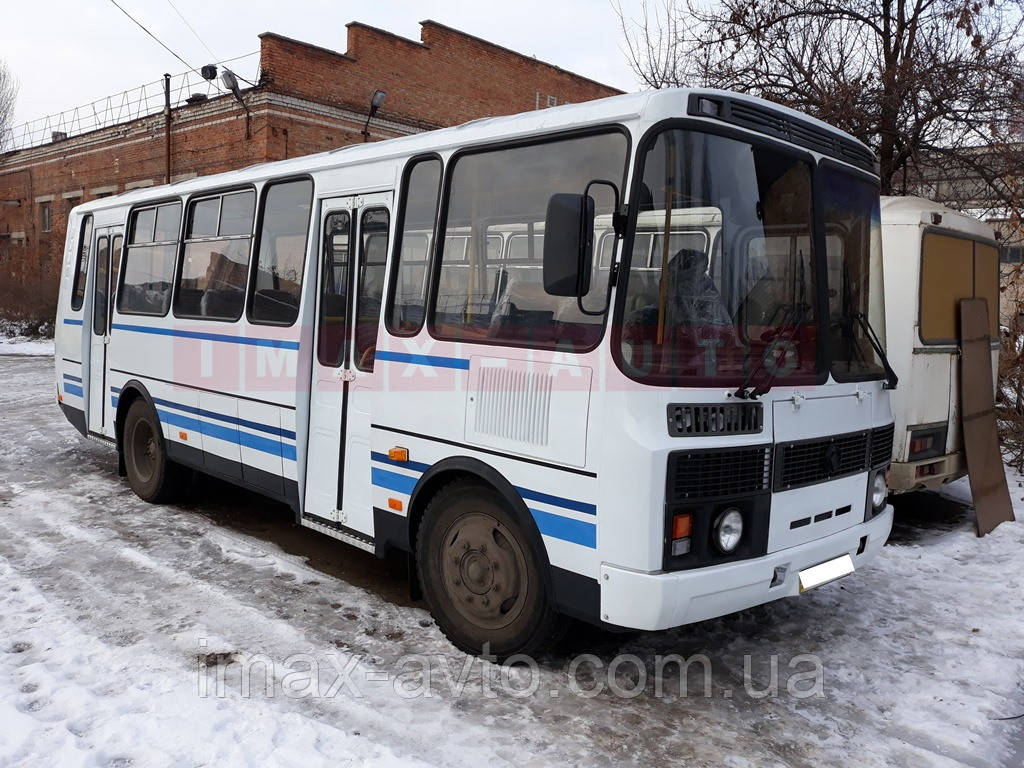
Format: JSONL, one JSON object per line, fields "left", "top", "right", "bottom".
{"left": 713, "top": 508, "right": 744, "bottom": 553}
{"left": 871, "top": 472, "right": 888, "bottom": 510}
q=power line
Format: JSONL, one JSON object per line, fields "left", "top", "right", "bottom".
{"left": 165, "top": 0, "right": 218, "bottom": 62}
{"left": 107, "top": 0, "right": 194, "bottom": 73}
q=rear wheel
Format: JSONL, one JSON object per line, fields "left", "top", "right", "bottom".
{"left": 416, "top": 478, "right": 564, "bottom": 658}
{"left": 122, "top": 398, "right": 187, "bottom": 503}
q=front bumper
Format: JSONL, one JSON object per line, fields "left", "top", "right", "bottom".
{"left": 599, "top": 505, "right": 893, "bottom": 631}
{"left": 889, "top": 452, "right": 965, "bottom": 493}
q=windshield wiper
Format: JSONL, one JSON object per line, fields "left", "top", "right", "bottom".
{"left": 853, "top": 312, "right": 898, "bottom": 390}
{"left": 733, "top": 302, "right": 810, "bottom": 399}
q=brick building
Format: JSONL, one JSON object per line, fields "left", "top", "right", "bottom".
{"left": 0, "top": 20, "right": 620, "bottom": 323}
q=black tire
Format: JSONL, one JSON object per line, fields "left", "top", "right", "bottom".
{"left": 122, "top": 398, "right": 187, "bottom": 504}
{"left": 416, "top": 478, "right": 565, "bottom": 659}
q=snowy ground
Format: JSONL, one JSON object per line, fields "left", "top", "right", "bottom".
{"left": 0, "top": 336, "right": 54, "bottom": 356}
{"left": 1, "top": 353, "right": 1023, "bottom": 768}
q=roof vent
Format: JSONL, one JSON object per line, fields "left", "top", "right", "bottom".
{"left": 51, "top": 131, "right": 67, "bottom": 142}
{"left": 185, "top": 93, "right": 209, "bottom": 105}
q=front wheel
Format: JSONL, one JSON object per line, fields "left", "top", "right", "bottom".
{"left": 416, "top": 479, "right": 565, "bottom": 658}
{"left": 122, "top": 398, "right": 187, "bottom": 503}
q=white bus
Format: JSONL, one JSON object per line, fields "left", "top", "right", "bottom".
{"left": 879, "top": 196, "right": 1000, "bottom": 492}
{"left": 54, "top": 88, "right": 897, "bottom": 657}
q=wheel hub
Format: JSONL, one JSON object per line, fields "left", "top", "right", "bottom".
{"left": 440, "top": 512, "right": 527, "bottom": 630}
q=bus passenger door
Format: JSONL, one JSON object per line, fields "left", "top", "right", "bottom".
{"left": 88, "top": 227, "right": 123, "bottom": 436}
{"left": 341, "top": 194, "right": 392, "bottom": 536}
{"left": 305, "top": 198, "right": 357, "bottom": 529}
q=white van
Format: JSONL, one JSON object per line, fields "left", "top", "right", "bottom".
{"left": 880, "top": 196, "right": 1000, "bottom": 492}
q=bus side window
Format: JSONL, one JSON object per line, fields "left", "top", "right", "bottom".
{"left": 249, "top": 178, "right": 314, "bottom": 326}
{"left": 355, "top": 208, "right": 390, "bottom": 371}
{"left": 386, "top": 157, "right": 441, "bottom": 337}
{"left": 92, "top": 236, "right": 110, "bottom": 335}
{"left": 119, "top": 202, "right": 181, "bottom": 317}
{"left": 317, "top": 212, "right": 352, "bottom": 367}
{"left": 70, "top": 214, "right": 93, "bottom": 311}
{"left": 175, "top": 191, "right": 254, "bottom": 321}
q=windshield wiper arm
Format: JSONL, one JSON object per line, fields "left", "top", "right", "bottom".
{"left": 733, "top": 302, "right": 809, "bottom": 399}
{"left": 853, "top": 312, "right": 898, "bottom": 390}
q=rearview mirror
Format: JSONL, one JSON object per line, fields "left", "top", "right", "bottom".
{"left": 543, "top": 193, "right": 595, "bottom": 297}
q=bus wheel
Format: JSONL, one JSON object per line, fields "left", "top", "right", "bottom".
{"left": 123, "top": 398, "right": 185, "bottom": 504}
{"left": 416, "top": 479, "right": 564, "bottom": 658}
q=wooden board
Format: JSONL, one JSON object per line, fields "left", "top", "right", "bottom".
{"left": 959, "top": 298, "right": 1014, "bottom": 536}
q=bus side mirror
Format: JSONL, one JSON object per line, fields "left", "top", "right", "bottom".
{"left": 543, "top": 193, "right": 595, "bottom": 296}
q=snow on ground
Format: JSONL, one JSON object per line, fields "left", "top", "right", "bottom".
{"left": 0, "top": 337, "right": 54, "bottom": 356}
{"left": 1, "top": 353, "right": 1023, "bottom": 767}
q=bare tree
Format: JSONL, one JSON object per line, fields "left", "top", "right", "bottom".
{"left": 0, "top": 59, "right": 17, "bottom": 152}
{"left": 617, "top": 0, "right": 1024, "bottom": 215}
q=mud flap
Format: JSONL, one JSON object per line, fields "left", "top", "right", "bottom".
{"left": 959, "top": 298, "right": 1014, "bottom": 535}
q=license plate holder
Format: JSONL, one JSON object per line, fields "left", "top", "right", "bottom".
{"left": 798, "top": 554, "right": 854, "bottom": 593}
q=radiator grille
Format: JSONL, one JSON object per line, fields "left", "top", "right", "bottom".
{"left": 667, "top": 402, "right": 763, "bottom": 437}
{"left": 871, "top": 423, "right": 895, "bottom": 468}
{"left": 667, "top": 446, "right": 772, "bottom": 502}
{"left": 775, "top": 431, "right": 870, "bottom": 491}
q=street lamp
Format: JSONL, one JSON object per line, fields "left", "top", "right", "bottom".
{"left": 361, "top": 90, "right": 387, "bottom": 143}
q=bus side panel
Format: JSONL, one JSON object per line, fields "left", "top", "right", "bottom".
{"left": 55, "top": 211, "right": 88, "bottom": 433}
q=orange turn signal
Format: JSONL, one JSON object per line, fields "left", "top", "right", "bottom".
{"left": 388, "top": 497, "right": 403, "bottom": 511}
{"left": 179, "top": 431, "right": 188, "bottom": 441}
{"left": 388, "top": 447, "right": 409, "bottom": 462}
{"left": 672, "top": 513, "right": 692, "bottom": 540}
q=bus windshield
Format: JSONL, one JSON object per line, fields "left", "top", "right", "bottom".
{"left": 618, "top": 128, "right": 820, "bottom": 386}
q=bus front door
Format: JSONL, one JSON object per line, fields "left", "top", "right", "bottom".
{"left": 87, "top": 227, "right": 122, "bottom": 437}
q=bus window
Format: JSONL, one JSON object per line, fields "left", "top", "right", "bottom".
{"left": 119, "top": 202, "right": 181, "bottom": 316}
{"left": 175, "top": 190, "right": 254, "bottom": 321}
{"left": 92, "top": 236, "right": 110, "bottom": 335}
{"left": 355, "top": 208, "right": 390, "bottom": 371}
{"left": 71, "top": 214, "right": 94, "bottom": 311}
{"left": 250, "top": 178, "right": 313, "bottom": 325}
{"left": 432, "top": 131, "right": 628, "bottom": 349}
{"left": 317, "top": 211, "right": 352, "bottom": 367}
{"left": 387, "top": 157, "right": 441, "bottom": 336}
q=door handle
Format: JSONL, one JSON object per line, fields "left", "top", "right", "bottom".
{"left": 341, "top": 369, "right": 356, "bottom": 382}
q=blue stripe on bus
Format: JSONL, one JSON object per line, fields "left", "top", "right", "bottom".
{"left": 156, "top": 408, "right": 296, "bottom": 461}
{"left": 369, "top": 450, "right": 433, "bottom": 474}
{"left": 529, "top": 508, "right": 596, "bottom": 549}
{"left": 367, "top": 451, "right": 598, "bottom": 547}
{"left": 111, "top": 323, "right": 300, "bottom": 350}
{"left": 371, "top": 467, "right": 419, "bottom": 495}
{"left": 515, "top": 486, "right": 597, "bottom": 516}
{"left": 107, "top": 386, "right": 295, "bottom": 441}
{"left": 63, "top": 373, "right": 83, "bottom": 383}
{"left": 63, "top": 318, "right": 83, "bottom": 326}
{"left": 374, "top": 350, "right": 470, "bottom": 370}
{"left": 63, "top": 383, "right": 83, "bottom": 397}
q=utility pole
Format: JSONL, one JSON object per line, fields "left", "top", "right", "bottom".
{"left": 163, "top": 73, "right": 172, "bottom": 184}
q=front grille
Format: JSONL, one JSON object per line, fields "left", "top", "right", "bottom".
{"left": 871, "top": 424, "right": 895, "bottom": 468}
{"left": 775, "top": 431, "right": 870, "bottom": 491}
{"left": 667, "top": 445, "right": 772, "bottom": 502}
{"left": 667, "top": 402, "right": 763, "bottom": 437}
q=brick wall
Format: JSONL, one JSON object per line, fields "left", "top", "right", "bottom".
{"left": 0, "top": 19, "right": 620, "bottom": 326}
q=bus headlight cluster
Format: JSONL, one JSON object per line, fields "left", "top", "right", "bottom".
{"left": 870, "top": 471, "right": 888, "bottom": 511}
{"left": 713, "top": 508, "right": 744, "bottom": 553}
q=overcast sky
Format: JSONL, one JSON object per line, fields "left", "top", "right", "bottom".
{"left": 3, "top": 0, "right": 649, "bottom": 129}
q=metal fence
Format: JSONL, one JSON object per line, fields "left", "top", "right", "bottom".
{"left": 1, "top": 52, "right": 259, "bottom": 154}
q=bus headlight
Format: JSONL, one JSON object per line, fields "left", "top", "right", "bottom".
{"left": 713, "top": 508, "right": 743, "bottom": 553}
{"left": 870, "top": 471, "right": 888, "bottom": 511}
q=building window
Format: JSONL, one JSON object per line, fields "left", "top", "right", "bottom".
{"left": 249, "top": 178, "right": 313, "bottom": 325}
{"left": 39, "top": 202, "right": 52, "bottom": 233}
{"left": 119, "top": 202, "right": 182, "bottom": 316}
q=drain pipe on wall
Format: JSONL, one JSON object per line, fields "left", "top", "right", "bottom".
{"left": 163, "top": 73, "right": 171, "bottom": 185}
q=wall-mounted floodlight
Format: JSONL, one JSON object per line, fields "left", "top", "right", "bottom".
{"left": 361, "top": 89, "right": 387, "bottom": 142}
